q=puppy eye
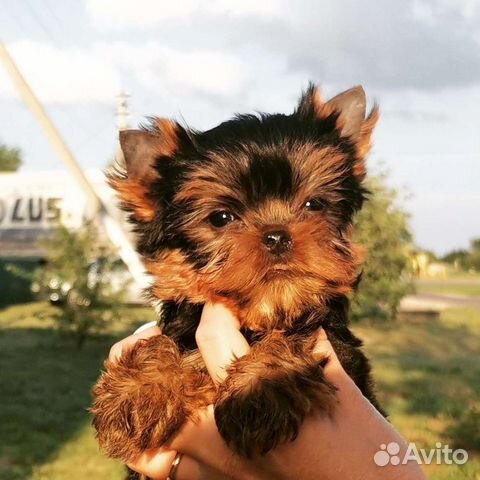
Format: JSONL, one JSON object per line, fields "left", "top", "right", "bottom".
{"left": 304, "top": 198, "right": 327, "bottom": 211}
{"left": 208, "top": 210, "right": 237, "bottom": 228}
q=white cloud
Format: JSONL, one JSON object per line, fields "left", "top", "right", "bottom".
{"left": 0, "top": 40, "right": 250, "bottom": 104}
{"left": 209, "top": 0, "right": 282, "bottom": 17}
{"left": 97, "top": 42, "right": 249, "bottom": 97}
{"left": 86, "top": 0, "right": 200, "bottom": 29}
{"left": 86, "top": 0, "right": 282, "bottom": 30}
{"left": 413, "top": 0, "right": 480, "bottom": 23}
{"left": 0, "top": 40, "right": 121, "bottom": 104}
{"left": 162, "top": 49, "right": 247, "bottom": 96}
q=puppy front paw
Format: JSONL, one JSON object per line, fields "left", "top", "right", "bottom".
{"left": 91, "top": 335, "right": 214, "bottom": 463}
{"left": 214, "top": 335, "right": 336, "bottom": 457}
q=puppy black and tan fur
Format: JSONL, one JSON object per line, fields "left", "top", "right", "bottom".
{"left": 91, "top": 84, "right": 383, "bottom": 464}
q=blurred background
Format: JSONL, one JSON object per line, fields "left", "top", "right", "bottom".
{"left": 0, "top": 1, "right": 479, "bottom": 479}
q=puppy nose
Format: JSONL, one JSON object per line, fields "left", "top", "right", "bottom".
{"left": 262, "top": 229, "right": 292, "bottom": 255}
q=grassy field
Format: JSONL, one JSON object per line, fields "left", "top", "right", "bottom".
{"left": 0, "top": 302, "right": 153, "bottom": 480}
{"left": 0, "top": 302, "right": 479, "bottom": 479}
{"left": 354, "top": 308, "right": 480, "bottom": 479}
{"left": 416, "top": 282, "right": 480, "bottom": 298}
{"left": 415, "top": 274, "right": 480, "bottom": 298}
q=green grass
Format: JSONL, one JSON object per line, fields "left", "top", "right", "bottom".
{"left": 354, "top": 307, "right": 480, "bottom": 479}
{"left": 0, "top": 302, "right": 479, "bottom": 479}
{"left": 0, "top": 302, "right": 154, "bottom": 480}
{"left": 446, "top": 272, "right": 480, "bottom": 282}
{"left": 415, "top": 282, "right": 480, "bottom": 298}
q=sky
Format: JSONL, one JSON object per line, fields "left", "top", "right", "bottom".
{"left": 0, "top": 0, "right": 479, "bottom": 255}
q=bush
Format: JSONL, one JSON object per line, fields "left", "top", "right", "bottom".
{"left": 0, "top": 142, "right": 22, "bottom": 171}
{"left": 0, "top": 259, "right": 38, "bottom": 306}
{"left": 442, "top": 239, "right": 480, "bottom": 272}
{"left": 352, "top": 174, "right": 414, "bottom": 320}
{"left": 34, "top": 220, "right": 129, "bottom": 347}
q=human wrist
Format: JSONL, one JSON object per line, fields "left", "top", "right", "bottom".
{"left": 133, "top": 320, "right": 158, "bottom": 335}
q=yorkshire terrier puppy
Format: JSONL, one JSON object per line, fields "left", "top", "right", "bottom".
{"left": 91, "top": 84, "right": 383, "bottom": 464}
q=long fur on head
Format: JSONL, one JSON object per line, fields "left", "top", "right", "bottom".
{"left": 108, "top": 83, "right": 378, "bottom": 331}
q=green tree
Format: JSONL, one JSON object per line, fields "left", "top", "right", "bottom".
{"left": 34, "top": 220, "right": 129, "bottom": 347}
{"left": 442, "top": 249, "right": 470, "bottom": 270}
{"left": 467, "top": 238, "right": 480, "bottom": 271}
{"left": 352, "top": 174, "right": 414, "bottom": 319}
{"left": 0, "top": 142, "right": 22, "bottom": 171}
{"left": 442, "top": 239, "right": 480, "bottom": 271}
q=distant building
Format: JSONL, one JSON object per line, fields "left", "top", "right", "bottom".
{"left": 0, "top": 169, "right": 123, "bottom": 258}
{"left": 0, "top": 169, "right": 146, "bottom": 304}
{"left": 411, "top": 251, "right": 448, "bottom": 279}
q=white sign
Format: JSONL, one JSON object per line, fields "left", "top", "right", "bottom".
{"left": 0, "top": 169, "right": 120, "bottom": 256}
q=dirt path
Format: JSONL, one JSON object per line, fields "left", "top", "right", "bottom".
{"left": 401, "top": 292, "right": 480, "bottom": 310}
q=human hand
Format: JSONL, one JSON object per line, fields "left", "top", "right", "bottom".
{"left": 108, "top": 324, "right": 162, "bottom": 362}
{"left": 114, "top": 304, "right": 427, "bottom": 480}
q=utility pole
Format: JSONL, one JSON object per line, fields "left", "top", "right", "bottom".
{"left": 0, "top": 42, "right": 100, "bottom": 213}
{"left": 116, "top": 91, "right": 130, "bottom": 131}
{"left": 0, "top": 41, "right": 148, "bottom": 287}
{"left": 114, "top": 91, "right": 130, "bottom": 169}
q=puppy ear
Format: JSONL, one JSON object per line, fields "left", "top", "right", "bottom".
{"left": 109, "top": 119, "right": 180, "bottom": 222}
{"left": 326, "top": 87, "right": 379, "bottom": 178}
{"left": 298, "top": 84, "right": 378, "bottom": 180}
{"left": 119, "top": 130, "right": 162, "bottom": 180}
{"left": 120, "top": 119, "right": 180, "bottom": 180}
{"left": 325, "top": 86, "right": 366, "bottom": 140}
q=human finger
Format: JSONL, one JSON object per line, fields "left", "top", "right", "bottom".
{"left": 311, "top": 328, "right": 354, "bottom": 387}
{"left": 168, "top": 406, "right": 259, "bottom": 480}
{"left": 127, "top": 448, "right": 226, "bottom": 480}
{"left": 311, "top": 328, "right": 336, "bottom": 362}
{"left": 108, "top": 325, "right": 162, "bottom": 362}
{"left": 195, "top": 303, "right": 250, "bottom": 385}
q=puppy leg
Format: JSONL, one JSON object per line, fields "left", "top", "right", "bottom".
{"left": 214, "top": 333, "right": 336, "bottom": 457}
{"left": 91, "top": 335, "right": 214, "bottom": 464}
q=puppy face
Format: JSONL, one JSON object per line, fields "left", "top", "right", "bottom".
{"left": 110, "top": 85, "right": 378, "bottom": 330}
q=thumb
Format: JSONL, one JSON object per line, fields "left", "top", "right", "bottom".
{"left": 196, "top": 303, "right": 250, "bottom": 385}
{"left": 311, "top": 328, "right": 346, "bottom": 380}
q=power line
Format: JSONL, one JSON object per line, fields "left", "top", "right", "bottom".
{"left": 3, "top": 2, "right": 119, "bottom": 150}
{"left": 40, "top": 0, "right": 65, "bottom": 33}
{"left": 2, "top": 2, "right": 29, "bottom": 34}
{"left": 24, "top": 0, "right": 60, "bottom": 46}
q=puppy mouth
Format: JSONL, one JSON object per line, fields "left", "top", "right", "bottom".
{"left": 270, "top": 264, "right": 290, "bottom": 271}
{"left": 262, "top": 263, "right": 295, "bottom": 281}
